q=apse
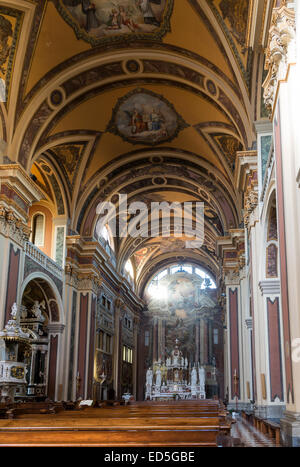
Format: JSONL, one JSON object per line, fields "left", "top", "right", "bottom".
{"left": 142, "top": 264, "right": 224, "bottom": 399}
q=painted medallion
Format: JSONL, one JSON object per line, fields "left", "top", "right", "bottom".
{"left": 107, "top": 88, "right": 189, "bottom": 146}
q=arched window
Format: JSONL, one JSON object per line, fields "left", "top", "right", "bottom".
{"left": 125, "top": 259, "right": 134, "bottom": 279}
{"left": 266, "top": 203, "right": 278, "bottom": 278}
{"left": 147, "top": 263, "right": 216, "bottom": 297}
{"left": 100, "top": 224, "right": 114, "bottom": 251}
{"left": 32, "top": 214, "right": 45, "bottom": 247}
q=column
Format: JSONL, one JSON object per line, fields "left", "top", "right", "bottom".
{"left": 263, "top": 2, "right": 300, "bottom": 445}
{"left": 217, "top": 229, "right": 248, "bottom": 410}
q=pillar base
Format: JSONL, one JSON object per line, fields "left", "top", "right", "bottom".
{"left": 280, "top": 411, "right": 300, "bottom": 446}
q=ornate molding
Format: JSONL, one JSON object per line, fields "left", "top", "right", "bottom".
{"left": 0, "top": 205, "right": 30, "bottom": 247}
{"left": 245, "top": 317, "right": 253, "bottom": 330}
{"left": 259, "top": 279, "right": 281, "bottom": 296}
{"left": 217, "top": 229, "right": 245, "bottom": 285}
{"left": 47, "top": 323, "right": 65, "bottom": 335}
{"left": 234, "top": 150, "right": 258, "bottom": 229}
{"left": 77, "top": 273, "right": 102, "bottom": 295}
{"left": 263, "top": 2, "right": 296, "bottom": 115}
{"left": 244, "top": 188, "right": 258, "bottom": 228}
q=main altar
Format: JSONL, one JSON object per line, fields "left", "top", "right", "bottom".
{"left": 145, "top": 339, "right": 206, "bottom": 401}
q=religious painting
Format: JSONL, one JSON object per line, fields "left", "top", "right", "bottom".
{"left": 57, "top": 0, "right": 174, "bottom": 46}
{"left": 145, "top": 272, "right": 219, "bottom": 363}
{"left": 107, "top": 88, "right": 189, "bottom": 146}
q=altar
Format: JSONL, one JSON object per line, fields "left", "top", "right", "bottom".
{"left": 145, "top": 339, "right": 206, "bottom": 401}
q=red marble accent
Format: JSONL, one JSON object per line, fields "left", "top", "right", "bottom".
{"left": 229, "top": 288, "right": 240, "bottom": 399}
{"left": 274, "top": 108, "right": 294, "bottom": 403}
{"left": 48, "top": 335, "right": 58, "bottom": 400}
{"left": 77, "top": 294, "right": 89, "bottom": 398}
{"left": 87, "top": 296, "right": 96, "bottom": 399}
{"left": 4, "top": 243, "right": 20, "bottom": 325}
{"left": 267, "top": 298, "right": 284, "bottom": 401}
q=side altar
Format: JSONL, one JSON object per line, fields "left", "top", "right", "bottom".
{"left": 145, "top": 339, "right": 206, "bottom": 401}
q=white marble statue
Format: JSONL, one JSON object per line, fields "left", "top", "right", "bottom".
{"left": 199, "top": 366, "right": 205, "bottom": 391}
{"left": 146, "top": 368, "right": 153, "bottom": 387}
{"left": 11, "top": 303, "right": 18, "bottom": 319}
{"left": 155, "top": 367, "right": 161, "bottom": 387}
{"left": 191, "top": 367, "right": 197, "bottom": 387}
{"left": 31, "top": 301, "right": 45, "bottom": 322}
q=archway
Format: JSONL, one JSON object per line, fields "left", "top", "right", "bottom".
{"left": 18, "top": 277, "right": 63, "bottom": 401}
{"left": 140, "top": 263, "right": 224, "bottom": 401}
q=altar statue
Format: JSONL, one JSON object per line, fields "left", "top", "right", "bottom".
{"left": 155, "top": 367, "right": 161, "bottom": 387}
{"left": 146, "top": 368, "right": 153, "bottom": 387}
{"left": 191, "top": 367, "right": 197, "bottom": 387}
{"left": 199, "top": 366, "right": 205, "bottom": 391}
{"left": 31, "top": 301, "right": 45, "bottom": 322}
{"left": 11, "top": 303, "right": 18, "bottom": 320}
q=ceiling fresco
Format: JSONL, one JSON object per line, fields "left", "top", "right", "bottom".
{"left": 56, "top": 0, "right": 174, "bottom": 46}
{"left": 0, "top": 0, "right": 274, "bottom": 288}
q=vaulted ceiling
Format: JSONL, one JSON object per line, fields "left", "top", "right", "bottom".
{"left": 0, "top": 0, "right": 274, "bottom": 290}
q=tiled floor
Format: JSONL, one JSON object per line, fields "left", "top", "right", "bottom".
{"left": 231, "top": 416, "right": 279, "bottom": 447}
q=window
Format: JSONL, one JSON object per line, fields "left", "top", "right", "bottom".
{"left": 100, "top": 224, "right": 114, "bottom": 251}
{"left": 98, "top": 331, "right": 112, "bottom": 354}
{"left": 123, "top": 345, "right": 133, "bottom": 363}
{"left": 124, "top": 317, "right": 132, "bottom": 329}
{"left": 213, "top": 329, "right": 219, "bottom": 345}
{"left": 147, "top": 264, "right": 216, "bottom": 297}
{"left": 125, "top": 259, "right": 134, "bottom": 279}
{"left": 32, "top": 214, "right": 45, "bottom": 247}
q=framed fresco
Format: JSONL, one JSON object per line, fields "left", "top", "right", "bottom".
{"left": 56, "top": 0, "right": 174, "bottom": 46}
{"left": 107, "top": 88, "right": 189, "bottom": 146}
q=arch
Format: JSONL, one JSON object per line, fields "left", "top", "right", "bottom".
{"left": 10, "top": 45, "right": 254, "bottom": 170}
{"left": 19, "top": 272, "right": 64, "bottom": 326}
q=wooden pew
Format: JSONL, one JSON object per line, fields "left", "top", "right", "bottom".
{"left": 0, "top": 401, "right": 232, "bottom": 447}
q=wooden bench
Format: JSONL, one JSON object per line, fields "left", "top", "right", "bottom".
{"left": 0, "top": 400, "right": 232, "bottom": 447}
{"left": 0, "top": 401, "right": 65, "bottom": 419}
